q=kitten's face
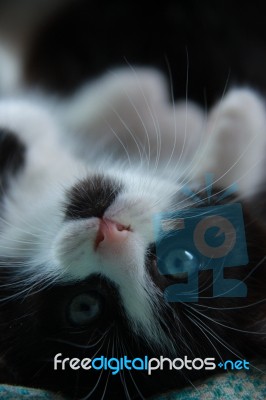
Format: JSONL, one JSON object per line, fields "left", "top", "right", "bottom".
{"left": 1, "top": 140, "right": 266, "bottom": 399}
{"left": 0, "top": 83, "right": 266, "bottom": 399}
{"left": 52, "top": 171, "right": 177, "bottom": 347}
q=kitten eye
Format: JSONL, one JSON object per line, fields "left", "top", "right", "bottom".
{"left": 67, "top": 292, "right": 103, "bottom": 326}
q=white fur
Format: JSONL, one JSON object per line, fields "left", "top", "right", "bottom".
{"left": 0, "top": 44, "right": 22, "bottom": 94}
{"left": 58, "top": 68, "right": 205, "bottom": 170}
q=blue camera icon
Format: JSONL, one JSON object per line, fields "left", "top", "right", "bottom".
{"left": 153, "top": 203, "right": 249, "bottom": 302}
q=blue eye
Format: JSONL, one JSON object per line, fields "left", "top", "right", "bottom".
{"left": 68, "top": 292, "right": 103, "bottom": 326}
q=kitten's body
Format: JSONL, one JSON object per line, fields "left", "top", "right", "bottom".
{"left": 0, "top": 56, "right": 265, "bottom": 399}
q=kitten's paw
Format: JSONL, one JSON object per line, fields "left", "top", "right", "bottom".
{"left": 60, "top": 68, "right": 172, "bottom": 160}
{"left": 196, "top": 88, "right": 266, "bottom": 197}
{"left": 61, "top": 67, "right": 168, "bottom": 134}
{"left": 61, "top": 68, "right": 205, "bottom": 166}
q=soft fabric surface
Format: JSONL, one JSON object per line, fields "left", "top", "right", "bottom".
{"left": 1, "top": 364, "right": 265, "bottom": 399}
{"left": 0, "top": 386, "right": 64, "bottom": 400}
{"left": 152, "top": 363, "right": 266, "bottom": 400}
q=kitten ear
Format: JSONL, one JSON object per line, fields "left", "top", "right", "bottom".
{"left": 0, "top": 128, "right": 26, "bottom": 193}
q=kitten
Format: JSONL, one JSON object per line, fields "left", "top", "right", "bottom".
{"left": 0, "top": 60, "right": 265, "bottom": 399}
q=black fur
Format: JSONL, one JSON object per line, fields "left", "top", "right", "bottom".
{"left": 0, "top": 129, "right": 26, "bottom": 196}
{"left": 65, "top": 174, "right": 123, "bottom": 220}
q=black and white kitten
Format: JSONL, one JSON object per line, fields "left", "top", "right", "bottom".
{"left": 0, "top": 57, "right": 265, "bottom": 399}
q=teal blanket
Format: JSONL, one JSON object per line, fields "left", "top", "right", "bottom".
{"left": 1, "top": 363, "right": 265, "bottom": 399}
{"left": 152, "top": 363, "right": 266, "bottom": 399}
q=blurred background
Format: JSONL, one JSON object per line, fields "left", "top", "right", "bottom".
{"left": 0, "top": 0, "right": 266, "bottom": 105}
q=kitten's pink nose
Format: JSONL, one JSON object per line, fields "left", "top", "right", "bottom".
{"left": 95, "top": 218, "right": 130, "bottom": 249}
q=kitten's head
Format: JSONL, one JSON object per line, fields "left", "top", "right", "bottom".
{"left": 0, "top": 124, "right": 265, "bottom": 399}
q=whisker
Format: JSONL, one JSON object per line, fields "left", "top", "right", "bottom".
{"left": 185, "top": 302, "right": 266, "bottom": 335}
